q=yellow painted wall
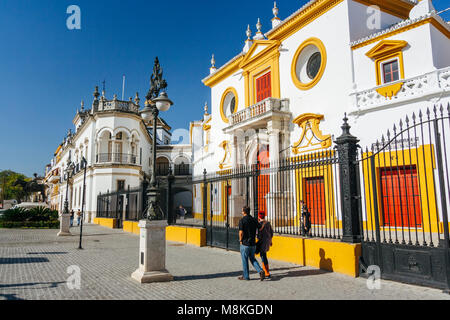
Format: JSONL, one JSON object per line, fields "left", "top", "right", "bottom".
{"left": 166, "top": 226, "right": 206, "bottom": 247}
{"left": 93, "top": 217, "right": 117, "bottom": 229}
{"left": 123, "top": 221, "right": 140, "bottom": 235}
{"left": 267, "top": 235, "right": 361, "bottom": 277}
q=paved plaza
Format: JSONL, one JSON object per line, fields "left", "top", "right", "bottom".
{"left": 0, "top": 224, "right": 449, "bottom": 300}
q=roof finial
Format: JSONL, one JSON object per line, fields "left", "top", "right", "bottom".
{"left": 273, "top": 2, "right": 279, "bottom": 18}
{"left": 134, "top": 92, "right": 140, "bottom": 106}
{"left": 210, "top": 54, "right": 217, "bottom": 74}
{"left": 204, "top": 102, "right": 209, "bottom": 115}
{"left": 243, "top": 24, "right": 254, "bottom": 53}
{"left": 272, "top": 2, "right": 282, "bottom": 28}
{"left": 80, "top": 100, "right": 85, "bottom": 112}
{"left": 253, "top": 18, "right": 265, "bottom": 40}
{"left": 93, "top": 86, "right": 100, "bottom": 100}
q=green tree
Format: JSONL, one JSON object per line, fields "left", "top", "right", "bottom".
{"left": 0, "top": 170, "right": 30, "bottom": 204}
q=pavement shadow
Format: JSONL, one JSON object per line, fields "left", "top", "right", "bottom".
{"left": 174, "top": 267, "right": 300, "bottom": 281}
{"left": 0, "top": 257, "right": 49, "bottom": 265}
{"left": 0, "top": 293, "right": 25, "bottom": 301}
{"left": 268, "top": 268, "right": 329, "bottom": 281}
{"left": 0, "top": 281, "right": 65, "bottom": 290}
{"left": 27, "top": 252, "right": 68, "bottom": 255}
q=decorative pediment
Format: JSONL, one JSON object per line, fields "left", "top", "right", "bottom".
{"left": 292, "top": 113, "right": 332, "bottom": 155}
{"left": 366, "top": 40, "right": 408, "bottom": 60}
{"left": 218, "top": 140, "right": 232, "bottom": 170}
{"left": 239, "top": 40, "right": 281, "bottom": 70}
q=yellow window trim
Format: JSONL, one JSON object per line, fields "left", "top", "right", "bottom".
{"left": 291, "top": 37, "right": 327, "bottom": 91}
{"left": 240, "top": 40, "right": 281, "bottom": 107}
{"left": 294, "top": 164, "right": 337, "bottom": 229}
{"left": 361, "top": 145, "right": 439, "bottom": 233}
{"left": 220, "top": 87, "right": 239, "bottom": 124}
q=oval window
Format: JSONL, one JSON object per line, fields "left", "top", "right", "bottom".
{"left": 291, "top": 38, "right": 327, "bottom": 91}
{"left": 220, "top": 88, "right": 238, "bottom": 123}
{"left": 306, "top": 52, "right": 322, "bottom": 80}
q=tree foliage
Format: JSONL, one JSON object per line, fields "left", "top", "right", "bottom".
{"left": 0, "top": 170, "right": 30, "bottom": 203}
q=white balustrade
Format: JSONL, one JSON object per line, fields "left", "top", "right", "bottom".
{"left": 352, "top": 67, "right": 450, "bottom": 111}
{"left": 229, "top": 98, "right": 284, "bottom": 126}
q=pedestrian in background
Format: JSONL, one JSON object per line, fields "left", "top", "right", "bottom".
{"left": 76, "top": 209, "right": 81, "bottom": 226}
{"left": 256, "top": 211, "right": 273, "bottom": 279}
{"left": 69, "top": 210, "right": 74, "bottom": 227}
{"left": 300, "top": 200, "right": 311, "bottom": 237}
{"left": 238, "top": 206, "right": 265, "bottom": 281}
{"left": 178, "top": 205, "right": 186, "bottom": 222}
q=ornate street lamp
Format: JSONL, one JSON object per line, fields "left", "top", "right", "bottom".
{"left": 58, "top": 160, "right": 75, "bottom": 237}
{"left": 132, "top": 57, "right": 174, "bottom": 284}
{"left": 140, "top": 57, "right": 173, "bottom": 221}
{"left": 63, "top": 161, "right": 75, "bottom": 215}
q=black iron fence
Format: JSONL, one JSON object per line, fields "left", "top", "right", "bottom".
{"left": 97, "top": 184, "right": 146, "bottom": 227}
{"left": 185, "top": 151, "right": 343, "bottom": 241}
{"left": 357, "top": 106, "right": 450, "bottom": 290}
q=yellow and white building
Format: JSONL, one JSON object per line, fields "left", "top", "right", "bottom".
{"left": 190, "top": 0, "right": 450, "bottom": 229}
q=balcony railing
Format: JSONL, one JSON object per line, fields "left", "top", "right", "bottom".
{"left": 228, "top": 97, "right": 289, "bottom": 126}
{"left": 156, "top": 163, "right": 191, "bottom": 176}
{"left": 96, "top": 153, "right": 138, "bottom": 165}
{"left": 351, "top": 67, "right": 450, "bottom": 112}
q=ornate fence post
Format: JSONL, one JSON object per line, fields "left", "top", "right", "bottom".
{"left": 335, "top": 114, "right": 361, "bottom": 243}
{"left": 167, "top": 167, "right": 175, "bottom": 225}
{"left": 202, "top": 169, "right": 207, "bottom": 228}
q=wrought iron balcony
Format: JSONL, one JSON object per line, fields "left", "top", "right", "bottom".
{"left": 350, "top": 67, "right": 450, "bottom": 114}
{"left": 96, "top": 153, "right": 138, "bottom": 165}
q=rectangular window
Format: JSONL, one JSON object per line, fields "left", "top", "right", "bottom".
{"left": 256, "top": 72, "right": 271, "bottom": 103}
{"left": 117, "top": 180, "right": 125, "bottom": 191}
{"left": 382, "top": 59, "right": 400, "bottom": 84}
{"left": 380, "top": 166, "right": 422, "bottom": 228}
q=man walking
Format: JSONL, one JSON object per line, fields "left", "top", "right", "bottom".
{"left": 238, "top": 206, "right": 265, "bottom": 281}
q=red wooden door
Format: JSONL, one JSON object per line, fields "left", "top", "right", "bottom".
{"left": 256, "top": 72, "right": 271, "bottom": 102}
{"left": 380, "top": 166, "right": 422, "bottom": 228}
{"left": 257, "top": 146, "right": 270, "bottom": 214}
{"left": 304, "top": 177, "right": 326, "bottom": 225}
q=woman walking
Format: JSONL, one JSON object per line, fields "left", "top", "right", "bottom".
{"left": 257, "top": 211, "right": 274, "bottom": 278}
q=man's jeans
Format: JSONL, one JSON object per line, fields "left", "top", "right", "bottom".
{"left": 240, "top": 244, "right": 263, "bottom": 280}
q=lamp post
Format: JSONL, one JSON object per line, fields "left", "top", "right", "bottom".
{"left": 57, "top": 161, "right": 75, "bottom": 237}
{"left": 78, "top": 157, "right": 87, "bottom": 249}
{"left": 132, "top": 57, "right": 174, "bottom": 283}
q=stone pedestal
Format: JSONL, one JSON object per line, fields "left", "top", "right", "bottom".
{"left": 131, "top": 220, "right": 173, "bottom": 283}
{"left": 57, "top": 213, "right": 72, "bottom": 237}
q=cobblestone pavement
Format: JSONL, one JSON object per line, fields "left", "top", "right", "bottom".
{"left": 0, "top": 224, "right": 449, "bottom": 300}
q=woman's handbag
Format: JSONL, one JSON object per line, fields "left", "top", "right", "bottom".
{"left": 255, "top": 240, "right": 262, "bottom": 255}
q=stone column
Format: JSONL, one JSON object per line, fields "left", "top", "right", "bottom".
{"left": 131, "top": 220, "right": 173, "bottom": 283}
{"left": 266, "top": 120, "right": 284, "bottom": 224}
{"left": 230, "top": 134, "right": 245, "bottom": 227}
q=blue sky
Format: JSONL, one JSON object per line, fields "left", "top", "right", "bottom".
{"left": 0, "top": 0, "right": 448, "bottom": 177}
